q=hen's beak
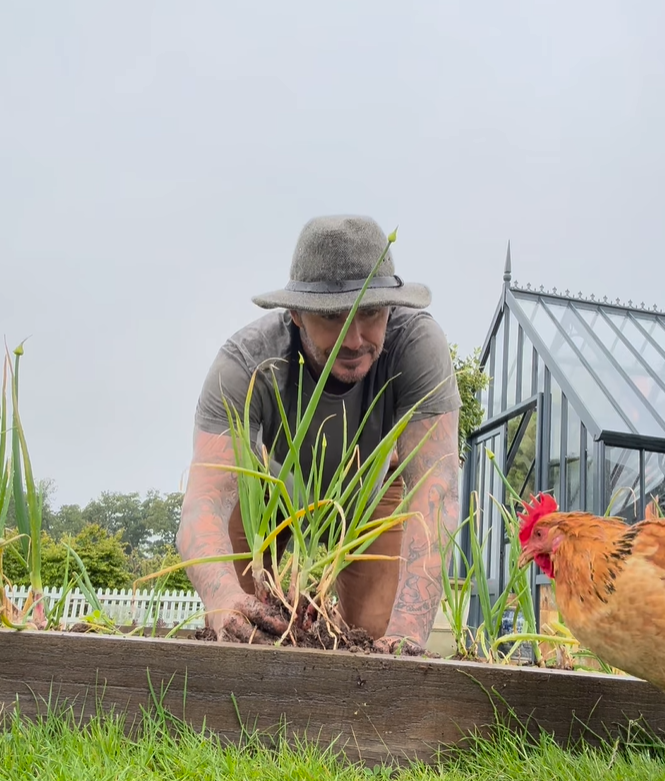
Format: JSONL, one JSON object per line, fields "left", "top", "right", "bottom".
{"left": 517, "top": 549, "right": 532, "bottom": 569}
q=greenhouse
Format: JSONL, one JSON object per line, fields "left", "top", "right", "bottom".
{"left": 462, "top": 245, "right": 665, "bottom": 629}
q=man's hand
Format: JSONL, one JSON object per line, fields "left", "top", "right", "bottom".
{"left": 373, "top": 634, "right": 440, "bottom": 658}
{"left": 209, "top": 587, "right": 290, "bottom": 645}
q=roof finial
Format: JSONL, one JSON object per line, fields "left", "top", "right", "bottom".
{"left": 503, "top": 240, "right": 512, "bottom": 283}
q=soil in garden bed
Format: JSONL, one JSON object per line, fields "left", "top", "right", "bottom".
{"left": 64, "top": 593, "right": 436, "bottom": 657}
{"left": 203, "top": 620, "right": 382, "bottom": 654}
{"left": 195, "top": 592, "right": 435, "bottom": 657}
{"left": 68, "top": 616, "right": 422, "bottom": 655}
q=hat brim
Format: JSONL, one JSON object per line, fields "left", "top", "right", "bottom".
{"left": 251, "top": 282, "right": 432, "bottom": 313}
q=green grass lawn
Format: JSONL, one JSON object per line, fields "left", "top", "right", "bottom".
{"left": 2, "top": 702, "right": 665, "bottom": 781}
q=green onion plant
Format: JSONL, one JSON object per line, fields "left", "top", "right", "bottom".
{"left": 0, "top": 342, "right": 48, "bottom": 628}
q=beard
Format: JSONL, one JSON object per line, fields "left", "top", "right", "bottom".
{"left": 299, "top": 327, "right": 384, "bottom": 384}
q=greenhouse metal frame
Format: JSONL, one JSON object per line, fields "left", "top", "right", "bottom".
{"left": 462, "top": 246, "right": 665, "bottom": 628}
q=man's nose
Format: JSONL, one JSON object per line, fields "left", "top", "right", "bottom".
{"left": 342, "top": 320, "right": 363, "bottom": 351}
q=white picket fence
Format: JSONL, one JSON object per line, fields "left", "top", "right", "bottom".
{"left": 3, "top": 585, "right": 206, "bottom": 629}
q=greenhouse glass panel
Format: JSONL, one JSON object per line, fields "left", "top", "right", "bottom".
{"left": 645, "top": 451, "right": 665, "bottom": 509}
{"left": 605, "top": 447, "right": 641, "bottom": 523}
{"left": 566, "top": 405, "right": 582, "bottom": 510}
{"left": 492, "top": 318, "right": 505, "bottom": 418}
{"left": 485, "top": 486, "right": 494, "bottom": 571}
{"left": 507, "top": 412, "right": 522, "bottom": 454}
{"left": 549, "top": 379, "right": 562, "bottom": 503}
{"left": 520, "top": 333, "right": 534, "bottom": 401}
{"left": 476, "top": 433, "right": 502, "bottom": 578}
{"left": 527, "top": 301, "right": 647, "bottom": 434}
{"left": 646, "top": 316, "right": 665, "bottom": 352}
{"left": 505, "top": 313, "right": 519, "bottom": 410}
{"left": 586, "top": 430, "right": 595, "bottom": 511}
{"left": 488, "top": 434, "right": 502, "bottom": 577}
{"left": 576, "top": 308, "right": 665, "bottom": 427}
{"left": 536, "top": 352, "right": 545, "bottom": 394}
{"left": 502, "top": 540, "right": 511, "bottom": 591}
{"left": 474, "top": 439, "right": 489, "bottom": 572}
{"left": 472, "top": 444, "right": 483, "bottom": 504}
{"left": 475, "top": 442, "right": 485, "bottom": 499}
{"left": 506, "top": 410, "right": 537, "bottom": 500}
{"left": 480, "top": 380, "right": 489, "bottom": 420}
{"left": 513, "top": 295, "right": 538, "bottom": 320}
{"left": 606, "top": 312, "right": 665, "bottom": 374}
{"left": 554, "top": 304, "right": 663, "bottom": 434}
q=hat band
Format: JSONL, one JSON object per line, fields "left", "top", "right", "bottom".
{"left": 284, "top": 275, "right": 403, "bottom": 294}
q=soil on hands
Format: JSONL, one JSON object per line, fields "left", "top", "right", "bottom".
{"left": 193, "top": 592, "right": 433, "bottom": 657}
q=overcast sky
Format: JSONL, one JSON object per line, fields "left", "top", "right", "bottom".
{"left": 1, "top": 1, "right": 664, "bottom": 508}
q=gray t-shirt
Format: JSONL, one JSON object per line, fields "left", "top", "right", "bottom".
{"left": 195, "top": 306, "right": 461, "bottom": 495}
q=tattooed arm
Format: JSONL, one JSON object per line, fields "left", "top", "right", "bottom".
{"left": 176, "top": 429, "right": 241, "bottom": 604}
{"left": 175, "top": 428, "right": 288, "bottom": 642}
{"left": 378, "top": 410, "right": 460, "bottom": 650}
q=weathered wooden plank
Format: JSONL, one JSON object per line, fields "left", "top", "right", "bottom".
{"left": 1, "top": 630, "right": 665, "bottom": 766}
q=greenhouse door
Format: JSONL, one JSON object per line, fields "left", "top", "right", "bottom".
{"left": 463, "top": 398, "right": 541, "bottom": 633}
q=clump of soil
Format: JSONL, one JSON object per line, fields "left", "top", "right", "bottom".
{"left": 206, "top": 621, "right": 400, "bottom": 654}
{"left": 68, "top": 622, "right": 98, "bottom": 634}
{"left": 192, "top": 626, "right": 217, "bottom": 642}
{"left": 194, "top": 592, "right": 436, "bottom": 657}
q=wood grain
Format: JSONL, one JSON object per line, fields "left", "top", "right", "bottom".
{"left": 1, "top": 630, "right": 665, "bottom": 766}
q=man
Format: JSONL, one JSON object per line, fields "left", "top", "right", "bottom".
{"left": 176, "top": 215, "right": 461, "bottom": 654}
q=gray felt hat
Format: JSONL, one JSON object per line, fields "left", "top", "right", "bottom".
{"left": 251, "top": 215, "right": 432, "bottom": 313}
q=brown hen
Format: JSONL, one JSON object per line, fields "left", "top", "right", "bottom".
{"left": 517, "top": 493, "right": 665, "bottom": 690}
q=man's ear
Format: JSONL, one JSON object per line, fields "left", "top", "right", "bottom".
{"left": 290, "top": 310, "right": 303, "bottom": 328}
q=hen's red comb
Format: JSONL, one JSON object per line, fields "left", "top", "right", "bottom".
{"left": 517, "top": 493, "right": 559, "bottom": 545}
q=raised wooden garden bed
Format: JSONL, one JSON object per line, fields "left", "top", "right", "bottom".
{"left": 2, "top": 630, "right": 665, "bottom": 766}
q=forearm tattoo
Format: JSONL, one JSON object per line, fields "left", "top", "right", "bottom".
{"left": 391, "top": 411, "right": 460, "bottom": 644}
{"left": 176, "top": 430, "right": 241, "bottom": 607}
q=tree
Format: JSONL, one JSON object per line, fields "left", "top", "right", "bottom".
{"left": 451, "top": 344, "right": 491, "bottom": 462}
{"left": 3, "top": 478, "right": 58, "bottom": 538}
{"left": 48, "top": 504, "right": 86, "bottom": 540}
{"left": 128, "top": 543, "right": 193, "bottom": 593}
{"left": 1, "top": 528, "right": 31, "bottom": 586}
{"left": 82, "top": 491, "right": 147, "bottom": 554}
{"left": 141, "top": 490, "right": 183, "bottom": 555}
{"left": 63, "top": 524, "right": 132, "bottom": 590}
{"left": 2, "top": 524, "right": 131, "bottom": 590}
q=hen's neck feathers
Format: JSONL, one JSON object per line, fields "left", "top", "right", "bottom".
{"left": 550, "top": 513, "right": 643, "bottom": 605}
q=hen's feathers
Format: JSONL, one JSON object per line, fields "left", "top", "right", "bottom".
{"left": 549, "top": 512, "right": 665, "bottom": 689}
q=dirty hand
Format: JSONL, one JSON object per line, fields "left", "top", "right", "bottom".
{"left": 373, "top": 634, "right": 440, "bottom": 658}
{"left": 210, "top": 588, "right": 290, "bottom": 645}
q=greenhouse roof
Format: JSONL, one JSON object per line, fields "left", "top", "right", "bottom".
{"left": 487, "top": 247, "right": 665, "bottom": 444}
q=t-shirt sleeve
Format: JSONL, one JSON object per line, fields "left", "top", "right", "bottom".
{"left": 194, "top": 344, "right": 263, "bottom": 441}
{"left": 392, "top": 314, "right": 462, "bottom": 421}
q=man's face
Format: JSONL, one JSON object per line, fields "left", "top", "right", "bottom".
{"left": 291, "top": 306, "right": 390, "bottom": 384}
